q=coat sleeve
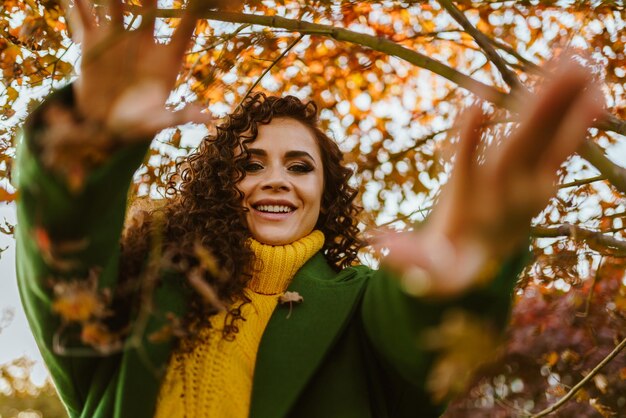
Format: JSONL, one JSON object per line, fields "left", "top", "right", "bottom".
{"left": 13, "top": 85, "right": 151, "bottom": 415}
{"left": 360, "top": 245, "right": 529, "bottom": 405}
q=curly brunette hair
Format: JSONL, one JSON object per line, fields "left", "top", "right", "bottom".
{"left": 118, "top": 92, "right": 364, "bottom": 342}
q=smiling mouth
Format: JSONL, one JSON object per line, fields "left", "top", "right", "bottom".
{"left": 253, "top": 204, "right": 295, "bottom": 214}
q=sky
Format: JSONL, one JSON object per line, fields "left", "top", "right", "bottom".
{"left": 0, "top": 203, "right": 50, "bottom": 387}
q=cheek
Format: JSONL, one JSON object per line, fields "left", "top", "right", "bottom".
{"left": 307, "top": 174, "right": 324, "bottom": 211}
{"left": 237, "top": 178, "right": 253, "bottom": 201}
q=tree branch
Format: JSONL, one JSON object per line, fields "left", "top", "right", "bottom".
{"left": 126, "top": 5, "right": 510, "bottom": 105}
{"left": 577, "top": 140, "right": 626, "bottom": 195}
{"left": 437, "top": 0, "right": 524, "bottom": 91}
{"left": 531, "top": 224, "right": 626, "bottom": 256}
{"left": 124, "top": 5, "right": 626, "bottom": 193}
{"left": 528, "top": 335, "right": 626, "bottom": 418}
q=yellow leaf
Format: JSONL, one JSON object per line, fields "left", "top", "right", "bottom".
{"left": 52, "top": 289, "right": 102, "bottom": 322}
{"left": 589, "top": 398, "right": 616, "bottom": 418}
{"left": 546, "top": 351, "right": 559, "bottom": 367}
{"left": 0, "top": 187, "right": 17, "bottom": 202}
{"left": 6, "top": 86, "right": 18, "bottom": 104}
{"left": 3, "top": 44, "right": 21, "bottom": 62}
{"left": 170, "top": 128, "right": 182, "bottom": 148}
{"left": 575, "top": 388, "right": 589, "bottom": 403}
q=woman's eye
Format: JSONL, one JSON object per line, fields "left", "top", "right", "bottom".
{"left": 244, "top": 162, "right": 263, "bottom": 172}
{"left": 289, "top": 163, "right": 313, "bottom": 173}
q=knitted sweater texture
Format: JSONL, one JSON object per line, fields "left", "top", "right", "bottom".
{"left": 154, "top": 230, "right": 325, "bottom": 418}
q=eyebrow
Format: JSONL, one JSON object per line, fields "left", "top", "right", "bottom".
{"left": 248, "top": 148, "right": 317, "bottom": 164}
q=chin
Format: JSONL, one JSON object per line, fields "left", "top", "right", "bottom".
{"left": 253, "top": 234, "right": 294, "bottom": 246}
{"left": 251, "top": 227, "right": 309, "bottom": 246}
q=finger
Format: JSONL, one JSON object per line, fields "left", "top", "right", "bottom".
{"left": 499, "top": 59, "right": 594, "bottom": 169}
{"left": 437, "top": 105, "right": 485, "bottom": 235}
{"left": 69, "top": 0, "right": 95, "bottom": 32}
{"left": 108, "top": 0, "right": 124, "bottom": 28}
{"left": 94, "top": 2, "right": 107, "bottom": 25}
{"left": 169, "top": 0, "right": 201, "bottom": 58}
{"left": 374, "top": 230, "right": 435, "bottom": 271}
{"left": 126, "top": 107, "right": 214, "bottom": 140}
{"left": 453, "top": 104, "right": 484, "bottom": 184}
{"left": 538, "top": 81, "right": 605, "bottom": 175}
{"left": 139, "top": 0, "right": 157, "bottom": 37}
{"left": 110, "top": 95, "right": 214, "bottom": 140}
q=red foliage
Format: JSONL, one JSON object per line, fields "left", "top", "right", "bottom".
{"left": 446, "top": 257, "right": 626, "bottom": 417}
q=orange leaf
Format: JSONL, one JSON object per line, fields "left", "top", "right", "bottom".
{"left": 0, "top": 187, "right": 17, "bottom": 203}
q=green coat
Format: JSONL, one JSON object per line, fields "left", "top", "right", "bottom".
{"left": 14, "top": 87, "right": 527, "bottom": 418}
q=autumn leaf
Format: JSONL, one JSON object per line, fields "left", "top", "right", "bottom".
{"left": 422, "top": 309, "right": 501, "bottom": 402}
{"left": 0, "top": 187, "right": 18, "bottom": 203}
{"left": 52, "top": 287, "right": 104, "bottom": 322}
{"left": 589, "top": 398, "right": 616, "bottom": 418}
{"left": 545, "top": 351, "right": 559, "bottom": 367}
{"left": 5, "top": 86, "right": 18, "bottom": 105}
{"left": 148, "top": 313, "right": 186, "bottom": 343}
{"left": 279, "top": 291, "right": 303, "bottom": 319}
{"left": 80, "top": 322, "right": 121, "bottom": 354}
{"left": 51, "top": 271, "right": 109, "bottom": 323}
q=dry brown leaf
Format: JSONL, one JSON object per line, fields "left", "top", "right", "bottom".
{"left": 279, "top": 291, "right": 303, "bottom": 319}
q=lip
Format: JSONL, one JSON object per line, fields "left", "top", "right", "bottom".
{"left": 250, "top": 199, "right": 297, "bottom": 222}
{"left": 251, "top": 207, "right": 294, "bottom": 221}
{"left": 252, "top": 199, "right": 296, "bottom": 208}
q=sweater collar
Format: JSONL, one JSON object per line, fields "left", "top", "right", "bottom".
{"left": 247, "top": 230, "right": 325, "bottom": 295}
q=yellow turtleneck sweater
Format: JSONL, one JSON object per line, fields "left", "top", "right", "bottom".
{"left": 154, "top": 230, "right": 325, "bottom": 418}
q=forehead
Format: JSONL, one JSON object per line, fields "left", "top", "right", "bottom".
{"left": 253, "top": 118, "right": 321, "bottom": 157}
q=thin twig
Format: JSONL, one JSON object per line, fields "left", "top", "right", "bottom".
{"left": 388, "top": 116, "right": 514, "bottom": 162}
{"left": 484, "top": 35, "right": 545, "bottom": 76}
{"left": 577, "top": 255, "right": 603, "bottom": 318}
{"left": 375, "top": 206, "right": 433, "bottom": 228}
{"left": 187, "top": 23, "right": 250, "bottom": 55}
{"left": 239, "top": 33, "right": 305, "bottom": 106}
{"left": 528, "top": 335, "right": 626, "bottom": 417}
{"left": 558, "top": 175, "right": 606, "bottom": 189}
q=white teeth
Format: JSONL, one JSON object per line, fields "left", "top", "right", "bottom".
{"left": 256, "top": 205, "right": 294, "bottom": 213}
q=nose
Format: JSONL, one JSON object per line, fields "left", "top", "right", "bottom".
{"left": 260, "top": 167, "right": 291, "bottom": 191}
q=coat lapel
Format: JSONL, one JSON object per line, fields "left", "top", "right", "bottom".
{"left": 249, "top": 253, "right": 369, "bottom": 418}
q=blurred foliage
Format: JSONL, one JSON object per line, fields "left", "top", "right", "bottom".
{"left": 446, "top": 257, "right": 626, "bottom": 417}
{"left": 0, "top": 357, "right": 67, "bottom": 418}
{"left": 0, "top": 0, "right": 625, "bottom": 416}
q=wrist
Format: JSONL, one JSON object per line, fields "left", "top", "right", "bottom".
{"left": 399, "top": 231, "right": 503, "bottom": 299}
{"left": 28, "top": 86, "right": 123, "bottom": 193}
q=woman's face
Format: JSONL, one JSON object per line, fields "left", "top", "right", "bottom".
{"left": 238, "top": 117, "right": 325, "bottom": 246}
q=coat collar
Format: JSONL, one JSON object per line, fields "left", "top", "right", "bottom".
{"left": 249, "top": 252, "right": 369, "bottom": 418}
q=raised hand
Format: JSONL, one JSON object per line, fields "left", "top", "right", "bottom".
{"left": 65, "top": 0, "right": 212, "bottom": 139}
{"left": 376, "top": 57, "right": 605, "bottom": 298}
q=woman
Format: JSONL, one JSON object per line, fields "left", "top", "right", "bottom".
{"left": 14, "top": 1, "right": 604, "bottom": 418}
